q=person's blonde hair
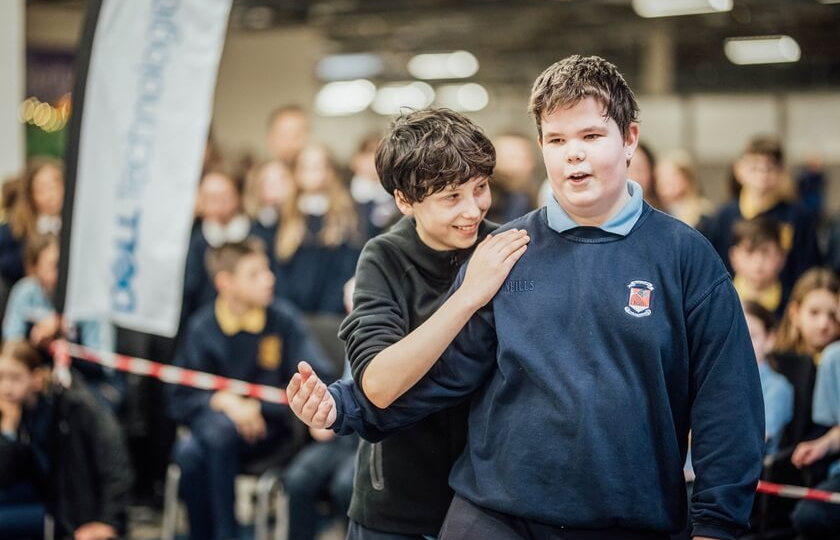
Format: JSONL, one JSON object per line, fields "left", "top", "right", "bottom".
{"left": 275, "top": 144, "right": 358, "bottom": 261}
{"left": 774, "top": 268, "right": 840, "bottom": 354}
{"left": 9, "top": 158, "right": 64, "bottom": 240}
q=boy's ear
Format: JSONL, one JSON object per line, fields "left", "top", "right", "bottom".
{"left": 624, "top": 123, "right": 640, "bottom": 157}
{"left": 393, "top": 190, "right": 414, "bottom": 216}
{"left": 214, "top": 270, "right": 232, "bottom": 294}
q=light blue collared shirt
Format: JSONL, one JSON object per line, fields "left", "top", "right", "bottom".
{"left": 814, "top": 341, "right": 840, "bottom": 477}
{"left": 758, "top": 361, "right": 794, "bottom": 456}
{"left": 545, "top": 180, "right": 644, "bottom": 236}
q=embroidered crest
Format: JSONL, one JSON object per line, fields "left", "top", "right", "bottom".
{"left": 258, "top": 336, "right": 282, "bottom": 370}
{"left": 625, "top": 280, "right": 654, "bottom": 317}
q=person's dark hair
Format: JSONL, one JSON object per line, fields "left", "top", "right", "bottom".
{"left": 742, "top": 135, "right": 784, "bottom": 167}
{"left": 205, "top": 237, "right": 266, "bottom": 278}
{"left": 23, "top": 233, "right": 58, "bottom": 271}
{"left": 742, "top": 301, "right": 776, "bottom": 333}
{"left": 375, "top": 109, "right": 495, "bottom": 204}
{"left": 733, "top": 217, "right": 783, "bottom": 252}
{"left": 3, "top": 340, "right": 46, "bottom": 371}
{"left": 528, "top": 55, "right": 639, "bottom": 139}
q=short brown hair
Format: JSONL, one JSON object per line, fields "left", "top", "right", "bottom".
{"left": 528, "top": 55, "right": 639, "bottom": 139}
{"left": 375, "top": 109, "right": 495, "bottom": 204}
{"left": 742, "top": 301, "right": 776, "bottom": 333}
{"left": 3, "top": 340, "right": 46, "bottom": 371}
{"left": 23, "top": 233, "right": 58, "bottom": 270}
{"left": 742, "top": 135, "right": 783, "bottom": 167}
{"left": 733, "top": 217, "right": 783, "bottom": 252}
{"left": 205, "top": 237, "right": 266, "bottom": 279}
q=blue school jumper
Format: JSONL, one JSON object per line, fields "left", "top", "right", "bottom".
{"left": 698, "top": 197, "right": 822, "bottom": 296}
{"left": 333, "top": 182, "right": 765, "bottom": 539}
{"left": 0, "top": 223, "right": 25, "bottom": 285}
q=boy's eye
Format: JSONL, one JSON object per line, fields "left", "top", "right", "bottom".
{"left": 475, "top": 182, "right": 488, "bottom": 192}
{"left": 584, "top": 133, "right": 600, "bottom": 140}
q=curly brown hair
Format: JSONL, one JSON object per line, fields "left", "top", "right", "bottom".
{"left": 375, "top": 109, "right": 495, "bottom": 204}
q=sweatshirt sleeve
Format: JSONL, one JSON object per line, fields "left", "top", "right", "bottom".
{"left": 687, "top": 276, "right": 765, "bottom": 539}
{"left": 332, "top": 266, "right": 498, "bottom": 437}
{"left": 83, "top": 395, "right": 133, "bottom": 531}
{"left": 339, "top": 240, "right": 409, "bottom": 386}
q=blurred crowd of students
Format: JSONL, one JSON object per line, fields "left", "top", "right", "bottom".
{"left": 0, "top": 100, "right": 839, "bottom": 540}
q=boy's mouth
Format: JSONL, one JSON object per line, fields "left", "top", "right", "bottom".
{"left": 566, "top": 171, "right": 592, "bottom": 183}
{"left": 453, "top": 223, "right": 479, "bottom": 234}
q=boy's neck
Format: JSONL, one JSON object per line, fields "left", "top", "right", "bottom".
{"left": 219, "top": 295, "right": 255, "bottom": 318}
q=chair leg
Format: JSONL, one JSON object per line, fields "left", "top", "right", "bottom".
{"left": 161, "top": 463, "right": 181, "bottom": 540}
{"left": 43, "top": 514, "right": 54, "bottom": 540}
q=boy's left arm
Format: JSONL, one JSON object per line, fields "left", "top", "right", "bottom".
{"left": 687, "top": 277, "right": 765, "bottom": 540}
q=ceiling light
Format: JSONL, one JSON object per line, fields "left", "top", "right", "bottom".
{"left": 315, "top": 79, "right": 376, "bottom": 116}
{"left": 434, "top": 83, "right": 489, "bottom": 112}
{"left": 316, "top": 53, "right": 384, "bottom": 82}
{"left": 372, "top": 82, "right": 435, "bottom": 115}
{"left": 407, "top": 51, "right": 479, "bottom": 80}
{"left": 632, "top": 0, "right": 732, "bottom": 18}
{"left": 724, "top": 35, "right": 801, "bottom": 65}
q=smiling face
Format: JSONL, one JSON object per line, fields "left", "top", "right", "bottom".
{"left": 539, "top": 96, "right": 639, "bottom": 226}
{"left": 396, "top": 176, "right": 491, "bottom": 251}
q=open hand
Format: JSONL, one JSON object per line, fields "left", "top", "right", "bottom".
{"left": 460, "top": 228, "right": 530, "bottom": 309}
{"left": 287, "top": 361, "right": 336, "bottom": 429}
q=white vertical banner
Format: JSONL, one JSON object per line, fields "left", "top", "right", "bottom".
{"left": 63, "top": 0, "right": 232, "bottom": 336}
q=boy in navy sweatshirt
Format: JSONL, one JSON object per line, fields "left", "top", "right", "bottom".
{"left": 169, "top": 238, "right": 332, "bottom": 540}
{"left": 292, "top": 56, "right": 765, "bottom": 540}
{"left": 289, "top": 109, "right": 530, "bottom": 539}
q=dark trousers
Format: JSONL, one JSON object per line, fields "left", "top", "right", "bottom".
{"left": 791, "top": 474, "right": 840, "bottom": 538}
{"left": 284, "top": 434, "right": 357, "bottom": 540}
{"left": 346, "top": 521, "right": 433, "bottom": 540}
{"left": 439, "top": 494, "right": 670, "bottom": 540}
{"left": 173, "top": 411, "right": 295, "bottom": 540}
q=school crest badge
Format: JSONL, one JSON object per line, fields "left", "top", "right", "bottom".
{"left": 258, "top": 336, "right": 282, "bottom": 370}
{"left": 625, "top": 280, "right": 654, "bottom": 317}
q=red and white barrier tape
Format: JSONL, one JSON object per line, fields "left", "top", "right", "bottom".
{"left": 757, "top": 481, "right": 840, "bottom": 504}
{"left": 50, "top": 340, "right": 288, "bottom": 404}
{"left": 45, "top": 342, "right": 840, "bottom": 505}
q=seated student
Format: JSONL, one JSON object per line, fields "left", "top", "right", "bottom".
{"left": 289, "top": 108, "right": 528, "bottom": 539}
{"left": 729, "top": 217, "right": 788, "bottom": 318}
{"left": 243, "top": 158, "right": 296, "bottom": 233}
{"left": 348, "top": 133, "right": 399, "bottom": 240}
{"left": 2, "top": 234, "right": 120, "bottom": 411}
{"left": 0, "top": 341, "right": 132, "bottom": 540}
{"left": 272, "top": 143, "right": 362, "bottom": 315}
{"left": 183, "top": 169, "right": 254, "bottom": 324}
{"left": 0, "top": 158, "right": 64, "bottom": 287}
{"left": 790, "top": 337, "right": 840, "bottom": 537}
{"left": 698, "top": 136, "right": 822, "bottom": 297}
{"left": 743, "top": 301, "right": 794, "bottom": 456}
{"left": 292, "top": 55, "right": 765, "bottom": 540}
{"left": 169, "top": 238, "right": 333, "bottom": 540}
{"left": 283, "top": 279, "right": 359, "bottom": 540}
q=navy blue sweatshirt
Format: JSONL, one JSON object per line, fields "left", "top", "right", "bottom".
{"left": 332, "top": 203, "right": 765, "bottom": 539}
{"left": 169, "top": 299, "right": 333, "bottom": 427}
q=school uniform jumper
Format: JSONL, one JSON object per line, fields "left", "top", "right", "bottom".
{"left": 332, "top": 182, "right": 765, "bottom": 539}
{"left": 169, "top": 299, "right": 333, "bottom": 540}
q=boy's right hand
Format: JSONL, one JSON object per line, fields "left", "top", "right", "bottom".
{"left": 460, "top": 228, "right": 530, "bottom": 309}
{"left": 287, "top": 361, "right": 336, "bottom": 429}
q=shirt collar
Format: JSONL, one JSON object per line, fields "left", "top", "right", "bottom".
{"left": 546, "top": 180, "right": 644, "bottom": 236}
{"left": 215, "top": 298, "right": 267, "bottom": 336}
